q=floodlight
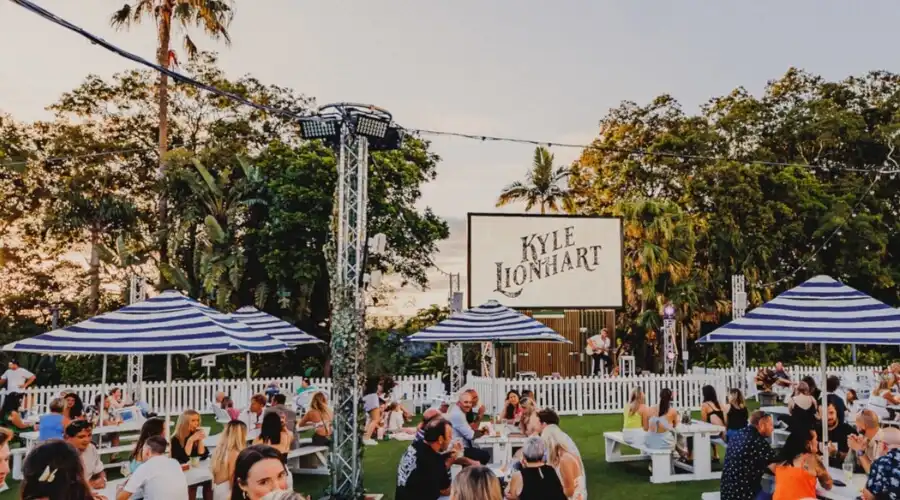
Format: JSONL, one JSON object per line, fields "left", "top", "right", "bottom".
{"left": 354, "top": 114, "right": 389, "bottom": 139}
{"left": 299, "top": 118, "right": 339, "bottom": 140}
{"left": 367, "top": 126, "right": 403, "bottom": 151}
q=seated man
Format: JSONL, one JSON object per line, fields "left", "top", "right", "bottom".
{"left": 116, "top": 436, "right": 188, "bottom": 500}
{"left": 395, "top": 418, "right": 461, "bottom": 500}
{"left": 447, "top": 392, "right": 490, "bottom": 465}
{"left": 64, "top": 421, "right": 105, "bottom": 491}
{"left": 862, "top": 427, "right": 900, "bottom": 500}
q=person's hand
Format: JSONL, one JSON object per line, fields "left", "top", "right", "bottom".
{"left": 89, "top": 476, "right": 107, "bottom": 490}
{"left": 181, "top": 463, "right": 190, "bottom": 471}
{"left": 848, "top": 435, "right": 865, "bottom": 452}
{"left": 828, "top": 442, "right": 837, "bottom": 456}
{"left": 196, "top": 429, "right": 207, "bottom": 440}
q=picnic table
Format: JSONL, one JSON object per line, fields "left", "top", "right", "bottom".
{"left": 817, "top": 467, "right": 866, "bottom": 499}
{"left": 473, "top": 424, "right": 527, "bottom": 465}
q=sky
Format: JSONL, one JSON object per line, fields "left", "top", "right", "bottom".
{"left": 3, "top": 0, "right": 900, "bottom": 315}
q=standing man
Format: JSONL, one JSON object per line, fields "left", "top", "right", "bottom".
{"left": 1, "top": 359, "right": 35, "bottom": 409}
{"left": 586, "top": 329, "right": 611, "bottom": 376}
{"left": 720, "top": 410, "right": 776, "bottom": 500}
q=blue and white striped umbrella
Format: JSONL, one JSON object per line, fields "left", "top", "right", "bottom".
{"left": 406, "top": 300, "right": 569, "bottom": 343}
{"left": 229, "top": 306, "right": 323, "bottom": 346}
{"left": 699, "top": 275, "right": 900, "bottom": 344}
{"left": 3, "top": 291, "right": 290, "bottom": 355}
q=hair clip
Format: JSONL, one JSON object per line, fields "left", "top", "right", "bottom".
{"left": 38, "top": 466, "right": 57, "bottom": 483}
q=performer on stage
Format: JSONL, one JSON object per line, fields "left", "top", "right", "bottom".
{"left": 585, "top": 328, "right": 611, "bottom": 376}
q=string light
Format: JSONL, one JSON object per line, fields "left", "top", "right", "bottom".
{"left": 9, "top": 0, "right": 899, "bottom": 291}
{"left": 10, "top": 0, "right": 900, "bottom": 177}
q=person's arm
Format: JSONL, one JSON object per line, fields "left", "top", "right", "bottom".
{"left": 810, "top": 454, "right": 832, "bottom": 490}
{"left": 451, "top": 411, "right": 476, "bottom": 442}
{"left": 700, "top": 403, "right": 709, "bottom": 422}
{"left": 558, "top": 455, "right": 578, "bottom": 498}
{"left": 22, "top": 372, "right": 36, "bottom": 390}
{"left": 10, "top": 411, "right": 29, "bottom": 430}
{"left": 505, "top": 471, "right": 523, "bottom": 500}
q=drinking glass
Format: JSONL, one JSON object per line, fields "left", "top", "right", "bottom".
{"left": 842, "top": 461, "right": 853, "bottom": 484}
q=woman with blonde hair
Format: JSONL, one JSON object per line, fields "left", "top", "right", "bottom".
{"left": 622, "top": 387, "right": 648, "bottom": 443}
{"left": 542, "top": 425, "right": 587, "bottom": 500}
{"left": 298, "top": 391, "right": 333, "bottom": 446}
{"left": 518, "top": 398, "right": 541, "bottom": 436}
{"left": 451, "top": 465, "right": 502, "bottom": 500}
{"left": 171, "top": 409, "right": 211, "bottom": 500}
{"left": 867, "top": 373, "right": 899, "bottom": 420}
{"left": 211, "top": 420, "right": 248, "bottom": 500}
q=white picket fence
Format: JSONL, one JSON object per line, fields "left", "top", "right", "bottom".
{"left": 465, "top": 365, "right": 884, "bottom": 417}
{"left": 692, "top": 365, "right": 884, "bottom": 382}
{"left": 22, "top": 374, "right": 445, "bottom": 415}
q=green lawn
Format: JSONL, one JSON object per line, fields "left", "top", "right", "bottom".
{"left": 1, "top": 414, "right": 723, "bottom": 500}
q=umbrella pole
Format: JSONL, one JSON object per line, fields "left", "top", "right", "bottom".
{"left": 99, "top": 355, "right": 107, "bottom": 448}
{"left": 246, "top": 353, "right": 252, "bottom": 402}
{"left": 821, "top": 343, "right": 828, "bottom": 444}
{"left": 851, "top": 344, "right": 857, "bottom": 366}
{"left": 165, "top": 354, "right": 172, "bottom": 434}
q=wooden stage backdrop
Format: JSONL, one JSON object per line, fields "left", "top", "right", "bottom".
{"left": 495, "top": 309, "right": 615, "bottom": 378}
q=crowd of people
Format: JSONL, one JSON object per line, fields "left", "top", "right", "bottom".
{"left": 718, "top": 363, "right": 900, "bottom": 500}
{"left": 395, "top": 388, "right": 586, "bottom": 500}
{"left": 3, "top": 379, "right": 331, "bottom": 500}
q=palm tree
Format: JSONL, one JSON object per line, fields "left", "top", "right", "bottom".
{"left": 496, "top": 147, "right": 574, "bottom": 214}
{"left": 110, "top": 0, "right": 233, "bottom": 269}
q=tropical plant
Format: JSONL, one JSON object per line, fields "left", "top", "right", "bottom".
{"left": 110, "top": 0, "right": 234, "bottom": 270}
{"left": 496, "top": 146, "right": 574, "bottom": 214}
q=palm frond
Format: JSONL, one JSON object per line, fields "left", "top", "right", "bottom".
{"left": 159, "top": 262, "right": 192, "bottom": 291}
{"left": 192, "top": 158, "right": 223, "bottom": 199}
{"left": 204, "top": 215, "right": 226, "bottom": 244}
{"left": 109, "top": 4, "right": 133, "bottom": 29}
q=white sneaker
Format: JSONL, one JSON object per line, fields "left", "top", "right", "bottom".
{"left": 363, "top": 439, "right": 378, "bottom": 446}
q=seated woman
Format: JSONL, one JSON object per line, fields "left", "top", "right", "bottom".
{"left": 298, "top": 392, "right": 332, "bottom": 447}
{"left": 542, "top": 425, "right": 587, "bottom": 500}
{"left": 505, "top": 436, "right": 566, "bottom": 500}
{"left": 723, "top": 388, "right": 749, "bottom": 442}
{"left": 501, "top": 390, "right": 523, "bottom": 425}
{"left": 623, "top": 387, "right": 648, "bottom": 444}
{"left": 645, "top": 388, "right": 688, "bottom": 459}
{"left": 0, "top": 393, "right": 33, "bottom": 439}
{"left": 867, "top": 374, "right": 899, "bottom": 421}
{"left": 210, "top": 420, "right": 247, "bottom": 500}
{"left": 518, "top": 398, "right": 541, "bottom": 437}
{"left": 772, "top": 425, "right": 833, "bottom": 500}
{"left": 171, "top": 409, "right": 211, "bottom": 500}
{"left": 253, "top": 412, "right": 294, "bottom": 492}
{"left": 700, "top": 385, "right": 726, "bottom": 461}
{"left": 383, "top": 402, "right": 418, "bottom": 437}
{"left": 254, "top": 412, "right": 293, "bottom": 455}
{"left": 221, "top": 396, "right": 240, "bottom": 421}
{"left": 62, "top": 392, "right": 85, "bottom": 427}
{"left": 107, "top": 387, "right": 128, "bottom": 411}
{"left": 127, "top": 417, "right": 165, "bottom": 473}
{"left": 787, "top": 381, "right": 819, "bottom": 431}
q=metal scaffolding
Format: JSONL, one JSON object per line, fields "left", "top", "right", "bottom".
{"left": 126, "top": 275, "right": 147, "bottom": 403}
{"left": 732, "top": 275, "right": 748, "bottom": 392}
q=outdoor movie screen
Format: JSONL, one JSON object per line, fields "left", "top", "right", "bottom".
{"left": 467, "top": 213, "right": 624, "bottom": 310}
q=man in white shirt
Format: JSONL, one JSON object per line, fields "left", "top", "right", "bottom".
{"left": 240, "top": 394, "right": 266, "bottom": 430}
{"left": 117, "top": 436, "right": 188, "bottom": 500}
{"left": 586, "top": 328, "right": 611, "bottom": 375}
{"left": 447, "top": 392, "right": 490, "bottom": 465}
{"left": 64, "top": 421, "right": 106, "bottom": 490}
{"left": 1, "top": 359, "right": 35, "bottom": 406}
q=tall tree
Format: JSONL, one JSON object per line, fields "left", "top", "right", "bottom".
{"left": 496, "top": 146, "right": 574, "bottom": 214}
{"left": 110, "top": 1, "right": 233, "bottom": 272}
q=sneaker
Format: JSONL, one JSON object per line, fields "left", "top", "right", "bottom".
{"left": 363, "top": 439, "right": 378, "bottom": 446}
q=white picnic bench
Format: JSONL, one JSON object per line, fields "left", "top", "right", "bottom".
{"left": 603, "top": 431, "right": 676, "bottom": 484}
{"left": 700, "top": 493, "right": 720, "bottom": 500}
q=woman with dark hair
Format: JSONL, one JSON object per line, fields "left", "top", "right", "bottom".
{"left": 20, "top": 439, "right": 94, "bottom": 500}
{"left": 0, "top": 392, "right": 32, "bottom": 436}
{"left": 772, "top": 425, "right": 832, "bottom": 499}
{"left": 801, "top": 376, "right": 821, "bottom": 401}
{"left": 128, "top": 417, "right": 166, "bottom": 473}
{"left": 788, "top": 381, "right": 819, "bottom": 431}
{"left": 63, "top": 393, "right": 85, "bottom": 426}
{"left": 231, "top": 445, "right": 289, "bottom": 500}
{"left": 645, "top": 388, "right": 677, "bottom": 451}
{"left": 502, "top": 390, "right": 523, "bottom": 424}
{"left": 700, "top": 385, "right": 725, "bottom": 461}
{"left": 723, "top": 388, "right": 749, "bottom": 442}
{"left": 254, "top": 412, "right": 293, "bottom": 456}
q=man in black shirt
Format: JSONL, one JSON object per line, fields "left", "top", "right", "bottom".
{"left": 396, "top": 418, "right": 461, "bottom": 500}
{"left": 818, "top": 403, "right": 857, "bottom": 468}
{"left": 825, "top": 376, "right": 847, "bottom": 425}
